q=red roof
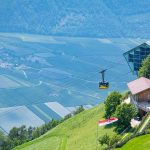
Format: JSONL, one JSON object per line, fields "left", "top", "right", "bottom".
{"left": 127, "top": 77, "right": 150, "bottom": 95}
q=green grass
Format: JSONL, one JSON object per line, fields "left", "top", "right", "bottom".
{"left": 13, "top": 104, "right": 116, "bottom": 150}
{"left": 16, "top": 136, "right": 60, "bottom": 150}
{"left": 117, "top": 134, "right": 150, "bottom": 150}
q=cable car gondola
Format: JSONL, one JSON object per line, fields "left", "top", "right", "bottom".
{"left": 99, "top": 69, "right": 109, "bottom": 89}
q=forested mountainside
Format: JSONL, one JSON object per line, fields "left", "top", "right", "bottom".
{"left": 1, "top": 0, "right": 150, "bottom": 38}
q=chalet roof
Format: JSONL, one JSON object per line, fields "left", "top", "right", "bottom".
{"left": 127, "top": 77, "right": 150, "bottom": 95}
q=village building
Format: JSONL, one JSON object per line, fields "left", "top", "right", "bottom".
{"left": 127, "top": 77, "right": 150, "bottom": 115}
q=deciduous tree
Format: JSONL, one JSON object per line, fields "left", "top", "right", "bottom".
{"left": 104, "top": 91, "right": 122, "bottom": 118}
{"left": 139, "top": 54, "right": 150, "bottom": 78}
{"left": 115, "top": 103, "right": 137, "bottom": 131}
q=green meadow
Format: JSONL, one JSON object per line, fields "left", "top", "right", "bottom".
{"left": 13, "top": 104, "right": 116, "bottom": 150}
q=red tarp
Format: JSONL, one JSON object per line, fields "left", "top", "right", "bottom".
{"left": 98, "top": 117, "right": 118, "bottom": 126}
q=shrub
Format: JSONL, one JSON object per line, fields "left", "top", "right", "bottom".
{"left": 73, "top": 105, "right": 84, "bottom": 115}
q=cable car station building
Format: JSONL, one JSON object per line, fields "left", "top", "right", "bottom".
{"left": 123, "top": 42, "right": 150, "bottom": 74}
{"left": 128, "top": 77, "right": 150, "bottom": 114}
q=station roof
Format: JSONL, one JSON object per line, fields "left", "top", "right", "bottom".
{"left": 123, "top": 42, "right": 150, "bottom": 74}
{"left": 127, "top": 77, "right": 150, "bottom": 95}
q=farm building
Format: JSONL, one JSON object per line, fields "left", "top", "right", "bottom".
{"left": 127, "top": 77, "right": 150, "bottom": 115}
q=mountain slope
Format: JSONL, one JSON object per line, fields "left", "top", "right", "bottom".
{"left": 1, "top": 0, "right": 150, "bottom": 38}
{"left": 13, "top": 104, "right": 116, "bottom": 150}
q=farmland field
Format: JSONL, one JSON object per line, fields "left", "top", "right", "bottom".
{"left": 0, "top": 33, "right": 141, "bottom": 132}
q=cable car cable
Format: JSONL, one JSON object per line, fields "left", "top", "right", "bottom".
{"left": 0, "top": 55, "right": 133, "bottom": 117}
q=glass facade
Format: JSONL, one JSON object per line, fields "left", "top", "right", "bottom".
{"left": 123, "top": 43, "right": 150, "bottom": 74}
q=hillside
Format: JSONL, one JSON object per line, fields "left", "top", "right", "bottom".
{"left": 13, "top": 104, "right": 116, "bottom": 150}
{"left": 117, "top": 134, "right": 150, "bottom": 150}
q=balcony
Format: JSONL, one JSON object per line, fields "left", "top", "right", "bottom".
{"left": 130, "top": 96, "right": 150, "bottom": 112}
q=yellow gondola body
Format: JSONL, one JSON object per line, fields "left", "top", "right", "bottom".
{"left": 99, "top": 82, "right": 109, "bottom": 89}
{"left": 99, "top": 85, "right": 108, "bottom": 89}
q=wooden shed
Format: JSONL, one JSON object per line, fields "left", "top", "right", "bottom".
{"left": 128, "top": 77, "right": 150, "bottom": 102}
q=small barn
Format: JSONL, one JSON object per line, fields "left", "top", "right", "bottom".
{"left": 127, "top": 77, "right": 150, "bottom": 113}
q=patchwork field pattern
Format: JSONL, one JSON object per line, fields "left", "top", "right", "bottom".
{"left": 0, "top": 33, "right": 143, "bottom": 132}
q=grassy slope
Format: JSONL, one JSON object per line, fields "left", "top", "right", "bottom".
{"left": 117, "top": 134, "right": 150, "bottom": 150}
{"left": 13, "top": 104, "right": 116, "bottom": 150}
